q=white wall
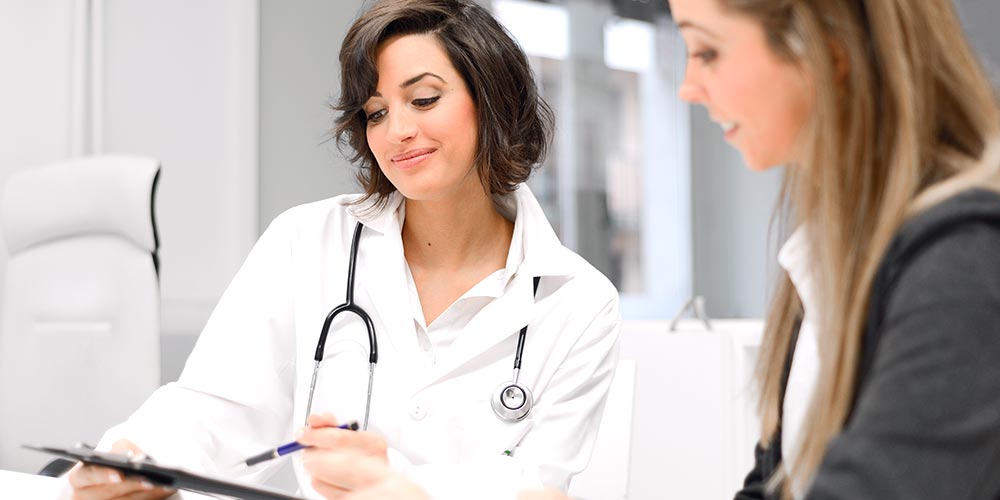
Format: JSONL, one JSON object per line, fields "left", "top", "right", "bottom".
{"left": 258, "top": 0, "right": 361, "bottom": 230}
{"left": 1, "top": 0, "right": 258, "bottom": 383}
{"left": 97, "top": 0, "right": 259, "bottom": 379}
{"left": 0, "top": 0, "right": 77, "bottom": 291}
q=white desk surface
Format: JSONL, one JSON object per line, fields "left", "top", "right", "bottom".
{"left": 0, "top": 469, "right": 62, "bottom": 499}
{"left": 0, "top": 468, "right": 219, "bottom": 499}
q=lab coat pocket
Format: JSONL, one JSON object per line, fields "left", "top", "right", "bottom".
{"left": 458, "top": 398, "right": 534, "bottom": 461}
{"left": 309, "top": 339, "right": 371, "bottom": 422}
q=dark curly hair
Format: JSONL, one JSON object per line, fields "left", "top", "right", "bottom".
{"left": 333, "top": 0, "right": 554, "bottom": 205}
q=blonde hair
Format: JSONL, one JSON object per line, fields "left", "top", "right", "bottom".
{"left": 721, "top": 0, "right": 1000, "bottom": 496}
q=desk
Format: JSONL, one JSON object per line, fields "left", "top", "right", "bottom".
{"left": 0, "top": 469, "right": 219, "bottom": 500}
{"left": 0, "top": 469, "right": 62, "bottom": 499}
{"left": 621, "top": 319, "right": 765, "bottom": 500}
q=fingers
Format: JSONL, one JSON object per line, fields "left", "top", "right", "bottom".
{"left": 109, "top": 439, "right": 144, "bottom": 455}
{"left": 304, "top": 452, "right": 390, "bottom": 496}
{"left": 309, "top": 477, "right": 351, "bottom": 500}
{"left": 339, "top": 472, "right": 431, "bottom": 500}
{"left": 517, "top": 488, "right": 572, "bottom": 500}
{"left": 307, "top": 412, "right": 340, "bottom": 428}
{"left": 68, "top": 462, "right": 124, "bottom": 489}
{"left": 298, "top": 414, "right": 387, "bottom": 459}
{"left": 298, "top": 412, "right": 389, "bottom": 497}
{"left": 67, "top": 440, "right": 175, "bottom": 500}
{"left": 70, "top": 476, "right": 170, "bottom": 500}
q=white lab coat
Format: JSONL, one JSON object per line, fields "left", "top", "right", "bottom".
{"left": 84, "top": 185, "right": 620, "bottom": 500}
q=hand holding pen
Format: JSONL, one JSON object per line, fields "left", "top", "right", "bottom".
{"left": 240, "top": 420, "right": 360, "bottom": 467}
{"left": 297, "top": 413, "right": 391, "bottom": 497}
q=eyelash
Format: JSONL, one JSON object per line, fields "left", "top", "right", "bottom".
{"left": 413, "top": 96, "right": 440, "bottom": 108}
{"left": 365, "top": 96, "right": 442, "bottom": 125}
{"left": 691, "top": 48, "right": 718, "bottom": 64}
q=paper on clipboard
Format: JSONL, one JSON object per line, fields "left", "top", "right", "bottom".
{"left": 24, "top": 444, "right": 308, "bottom": 500}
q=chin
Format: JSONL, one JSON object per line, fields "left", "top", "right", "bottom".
{"left": 394, "top": 183, "right": 446, "bottom": 202}
{"left": 740, "top": 151, "right": 784, "bottom": 172}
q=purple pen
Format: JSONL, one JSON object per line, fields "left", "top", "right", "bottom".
{"left": 241, "top": 421, "right": 359, "bottom": 467}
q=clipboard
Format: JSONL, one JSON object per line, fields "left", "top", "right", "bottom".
{"left": 24, "top": 443, "right": 308, "bottom": 500}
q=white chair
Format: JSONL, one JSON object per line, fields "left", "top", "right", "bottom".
{"left": 569, "top": 359, "right": 637, "bottom": 500}
{"left": 0, "top": 155, "right": 161, "bottom": 473}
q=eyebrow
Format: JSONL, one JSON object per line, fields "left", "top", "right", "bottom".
{"left": 371, "top": 72, "right": 447, "bottom": 98}
{"left": 401, "top": 72, "right": 445, "bottom": 88}
{"left": 676, "top": 20, "right": 720, "bottom": 40}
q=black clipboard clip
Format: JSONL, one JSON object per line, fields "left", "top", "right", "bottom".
{"left": 24, "top": 443, "right": 308, "bottom": 500}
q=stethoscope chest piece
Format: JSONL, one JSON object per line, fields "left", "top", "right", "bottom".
{"left": 491, "top": 381, "right": 533, "bottom": 421}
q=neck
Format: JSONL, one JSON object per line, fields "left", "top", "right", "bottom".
{"left": 401, "top": 185, "right": 513, "bottom": 270}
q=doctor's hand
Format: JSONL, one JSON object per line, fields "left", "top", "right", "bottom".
{"left": 517, "top": 488, "right": 572, "bottom": 500}
{"left": 298, "top": 413, "right": 390, "bottom": 499}
{"left": 337, "top": 465, "right": 431, "bottom": 500}
{"left": 67, "top": 439, "right": 176, "bottom": 500}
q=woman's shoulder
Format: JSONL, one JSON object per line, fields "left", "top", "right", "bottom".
{"left": 874, "top": 188, "right": 1000, "bottom": 311}
{"left": 887, "top": 188, "right": 1000, "bottom": 262}
{"left": 536, "top": 246, "right": 621, "bottom": 310}
{"left": 264, "top": 193, "right": 366, "bottom": 233}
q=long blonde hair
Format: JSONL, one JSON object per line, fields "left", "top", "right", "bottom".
{"left": 723, "top": 0, "right": 1000, "bottom": 496}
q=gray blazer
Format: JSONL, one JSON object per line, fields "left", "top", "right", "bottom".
{"left": 736, "top": 188, "right": 1000, "bottom": 500}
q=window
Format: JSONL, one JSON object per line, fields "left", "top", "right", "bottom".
{"left": 494, "top": 0, "right": 691, "bottom": 319}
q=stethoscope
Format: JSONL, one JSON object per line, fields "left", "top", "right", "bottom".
{"left": 304, "top": 222, "right": 539, "bottom": 430}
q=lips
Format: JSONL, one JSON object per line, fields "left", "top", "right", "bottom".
{"left": 391, "top": 148, "right": 437, "bottom": 165}
{"left": 711, "top": 117, "right": 738, "bottom": 140}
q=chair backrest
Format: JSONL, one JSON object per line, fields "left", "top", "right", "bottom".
{"left": 0, "top": 155, "right": 161, "bottom": 473}
{"left": 569, "top": 359, "right": 637, "bottom": 500}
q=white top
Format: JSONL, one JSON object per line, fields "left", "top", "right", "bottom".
{"left": 70, "top": 184, "right": 621, "bottom": 500}
{"left": 400, "top": 197, "right": 527, "bottom": 361}
{"left": 777, "top": 227, "right": 821, "bottom": 499}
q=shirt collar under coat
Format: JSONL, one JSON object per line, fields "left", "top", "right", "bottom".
{"left": 778, "top": 226, "right": 817, "bottom": 313}
{"left": 341, "top": 184, "right": 577, "bottom": 389}
{"left": 342, "top": 183, "right": 578, "bottom": 284}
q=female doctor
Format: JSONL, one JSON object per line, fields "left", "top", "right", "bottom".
{"left": 66, "top": 1, "right": 621, "bottom": 499}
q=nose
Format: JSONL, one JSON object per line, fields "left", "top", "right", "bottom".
{"left": 386, "top": 109, "right": 417, "bottom": 144}
{"left": 677, "top": 63, "right": 704, "bottom": 104}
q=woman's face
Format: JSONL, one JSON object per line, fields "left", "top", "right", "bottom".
{"left": 364, "top": 34, "right": 480, "bottom": 202}
{"left": 670, "top": 0, "right": 814, "bottom": 171}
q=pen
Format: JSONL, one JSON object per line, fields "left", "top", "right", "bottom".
{"left": 240, "top": 421, "right": 359, "bottom": 467}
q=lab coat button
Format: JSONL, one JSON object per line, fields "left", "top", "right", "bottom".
{"left": 409, "top": 401, "right": 428, "bottom": 420}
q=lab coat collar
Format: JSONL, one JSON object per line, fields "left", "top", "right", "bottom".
{"left": 342, "top": 191, "right": 405, "bottom": 235}
{"left": 349, "top": 184, "right": 578, "bottom": 388}
{"left": 421, "top": 185, "right": 578, "bottom": 388}
{"left": 499, "top": 184, "right": 577, "bottom": 280}
{"left": 416, "top": 271, "right": 536, "bottom": 391}
{"left": 344, "top": 185, "right": 577, "bottom": 280}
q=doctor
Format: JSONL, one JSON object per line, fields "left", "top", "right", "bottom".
{"left": 66, "top": 1, "right": 620, "bottom": 499}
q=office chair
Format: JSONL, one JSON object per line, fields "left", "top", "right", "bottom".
{"left": 0, "top": 155, "right": 162, "bottom": 475}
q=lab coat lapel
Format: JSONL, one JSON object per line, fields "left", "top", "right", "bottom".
{"left": 350, "top": 196, "right": 421, "bottom": 357}
{"left": 417, "top": 274, "right": 535, "bottom": 390}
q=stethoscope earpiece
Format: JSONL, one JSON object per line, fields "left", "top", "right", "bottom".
{"left": 491, "top": 381, "right": 533, "bottom": 421}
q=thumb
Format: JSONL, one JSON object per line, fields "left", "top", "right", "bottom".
{"left": 109, "top": 439, "right": 144, "bottom": 455}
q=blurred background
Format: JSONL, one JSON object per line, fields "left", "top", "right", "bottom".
{"left": 2, "top": 0, "right": 998, "bottom": 497}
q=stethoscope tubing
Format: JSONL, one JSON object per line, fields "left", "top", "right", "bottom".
{"left": 314, "top": 222, "right": 378, "bottom": 365}
{"left": 305, "top": 222, "right": 377, "bottom": 428}
{"left": 306, "top": 221, "right": 537, "bottom": 429}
